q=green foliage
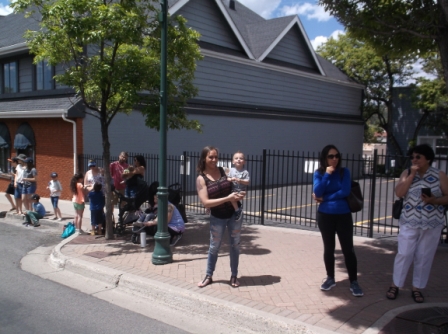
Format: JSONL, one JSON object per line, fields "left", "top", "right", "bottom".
{"left": 318, "top": 0, "right": 448, "bottom": 92}
{"left": 317, "top": 33, "right": 416, "bottom": 152}
{"left": 13, "top": 0, "right": 203, "bottom": 131}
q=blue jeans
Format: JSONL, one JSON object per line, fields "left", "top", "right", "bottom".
{"left": 206, "top": 214, "right": 242, "bottom": 277}
{"left": 51, "top": 196, "right": 59, "bottom": 208}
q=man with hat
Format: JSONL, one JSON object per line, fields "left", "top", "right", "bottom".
{"left": 14, "top": 154, "right": 27, "bottom": 214}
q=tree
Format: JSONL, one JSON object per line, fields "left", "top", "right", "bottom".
{"left": 13, "top": 0, "right": 203, "bottom": 239}
{"left": 317, "top": 33, "right": 417, "bottom": 155}
{"left": 413, "top": 53, "right": 448, "bottom": 136}
{"left": 318, "top": 0, "right": 448, "bottom": 94}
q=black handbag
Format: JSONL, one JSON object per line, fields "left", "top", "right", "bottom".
{"left": 347, "top": 181, "right": 363, "bottom": 212}
{"left": 392, "top": 198, "right": 403, "bottom": 219}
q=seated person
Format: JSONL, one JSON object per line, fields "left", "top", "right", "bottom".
{"left": 133, "top": 195, "right": 185, "bottom": 246}
{"left": 122, "top": 155, "right": 146, "bottom": 198}
{"left": 24, "top": 194, "right": 46, "bottom": 227}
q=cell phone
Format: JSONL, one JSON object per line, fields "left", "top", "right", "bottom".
{"left": 421, "top": 188, "right": 431, "bottom": 197}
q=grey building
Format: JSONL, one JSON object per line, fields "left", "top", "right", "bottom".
{"left": 1, "top": 0, "right": 364, "bottom": 194}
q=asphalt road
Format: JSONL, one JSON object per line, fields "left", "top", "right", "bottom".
{"left": 0, "top": 221, "right": 188, "bottom": 334}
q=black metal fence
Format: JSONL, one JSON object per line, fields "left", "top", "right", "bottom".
{"left": 80, "top": 150, "right": 448, "bottom": 238}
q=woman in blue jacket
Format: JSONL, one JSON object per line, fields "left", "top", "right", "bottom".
{"left": 313, "top": 144, "right": 363, "bottom": 297}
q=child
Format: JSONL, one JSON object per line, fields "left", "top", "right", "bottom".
{"left": 227, "top": 151, "right": 250, "bottom": 221}
{"left": 47, "top": 172, "right": 63, "bottom": 221}
{"left": 70, "top": 172, "right": 86, "bottom": 235}
{"left": 24, "top": 194, "right": 46, "bottom": 227}
{"left": 88, "top": 182, "right": 105, "bottom": 235}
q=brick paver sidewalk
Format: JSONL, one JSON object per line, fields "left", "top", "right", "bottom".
{"left": 60, "top": 213, "right": 448, "bottom": 334}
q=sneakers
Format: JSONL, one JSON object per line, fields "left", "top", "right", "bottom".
{"left": 320, "top": 276, "right": 336, "bottom": 291}
{"left": 350, "top": 281, "right": 364, "bottom": 297}
{"left": 234, "top": 208, "right": 243, "bottom": 221}
{"left": 57, "top": 218, "right": 63, "bottom": 222}
{"left": 76, "top": 229, "right": 86, "bottom": 235}
{"left": 52, "top": 217, "right": 58, "bottom": 220}
{"left": 34, "top": 223, "right": 40, "bottom": 227}
{"left": 170, "top": 233, "right": 183, "bottom": 246}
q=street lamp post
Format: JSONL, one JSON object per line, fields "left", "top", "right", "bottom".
{"left": 152, "top": 0, "right": 172, "bottom": 265}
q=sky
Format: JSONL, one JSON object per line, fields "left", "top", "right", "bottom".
{"left": 0, "top": 0, "right": 344, "bottom": 50}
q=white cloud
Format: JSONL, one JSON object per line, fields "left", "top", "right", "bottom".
{"left": 311, "top": 30, "right": 344, "bottom": 50}
{"left": 281, "top": 3, "right": 331, "bottom": 22}
{"left": 237, "top": 0, "right": 281, "bottom": 19}
{"left": 0, "top": 4, "right": 13, "bottom": 15}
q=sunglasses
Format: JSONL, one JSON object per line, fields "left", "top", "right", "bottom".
{"left": 411, "top": 155, "right": 421, "bottom": 160}
{"left": 327, "top": 154, "right": 340, "bottom": 159}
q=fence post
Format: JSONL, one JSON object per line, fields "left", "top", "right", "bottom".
{"left": 368, "top": 149, "right": 378, "bottom": 238}
{"left": 260, "top": 149, "right": 267, "bottom": 225}
{"left": 182, "top": 151, "right": 187, "bottom": 206}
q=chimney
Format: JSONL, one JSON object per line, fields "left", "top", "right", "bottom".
{"left": 229, "top": 0, "right": 235, "bottom": 10}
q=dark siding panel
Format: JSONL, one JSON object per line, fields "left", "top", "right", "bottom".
{"left": 19, "top": 57, "right": 33, "bottom": 92}
{"left": 83, "top": 112, "right": 363, "bottom": 157}
{"left": 194, "top": 56, "right": 361, "bottom": 115}
{"left": 265, "top": 27, "right": 316, "bottom": 70}
{"left": 177, "top": 0, "right": 243, "bottom": 52}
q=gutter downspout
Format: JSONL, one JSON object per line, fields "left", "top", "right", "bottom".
{"left": 62, "top": 114, "right": 77, "bottom": 174}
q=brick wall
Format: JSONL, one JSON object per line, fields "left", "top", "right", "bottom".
{"left": 0, "top": 117, "right": 83, "bottom": 200}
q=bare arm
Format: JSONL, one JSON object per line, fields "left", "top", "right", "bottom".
{"left": 395, "top": 166, "right": 417, "bottom": 198}
{"left": 196, "top": 175, "right": 245, "bottom": 208}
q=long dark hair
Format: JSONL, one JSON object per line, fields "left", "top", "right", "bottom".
{"left": 317, "top": 145, "right": 342, "bottom": 174}
{"left": 70, "top": 172, "right": 84, "bottom": 194}
{"left": 133, "top": 155, "right": 146, "bottom": 168}
{"left": 197, "top": 146, "right": 218, "bottom": 174}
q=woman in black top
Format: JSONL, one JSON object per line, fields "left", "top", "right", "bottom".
{"left": 196, "top": 146, "right": 245, "bottom": 288}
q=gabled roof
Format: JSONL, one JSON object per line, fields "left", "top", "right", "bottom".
{"left": 170, "top": 0, "right": 325, "bottom": 75}
{"left": 0, "top": 11, "right": 40, "bottom": 50}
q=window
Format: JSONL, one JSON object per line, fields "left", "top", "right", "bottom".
{"left": 36, "top": 60, "right": 54, "bottom": 90}
{"left": 14, "top": 123, "right": 35, "bottom": 162}
{"left": 3, "top": 61, "right": 18, "bottom": 93}
{"left": 418, "top": 136, "right": 448, "bottom": 157}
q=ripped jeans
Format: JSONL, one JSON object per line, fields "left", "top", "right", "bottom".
{"left": 206, "top": 214, "right": 243, "bottom": 277}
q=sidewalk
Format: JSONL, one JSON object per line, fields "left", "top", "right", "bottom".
{"left": 2, "top": 194, "right": 448, "bottom": 333}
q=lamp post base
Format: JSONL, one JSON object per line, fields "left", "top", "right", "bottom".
{"left": 152, "top": 231, "right": 172, "bottom": 265}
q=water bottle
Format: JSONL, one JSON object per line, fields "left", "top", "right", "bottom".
{"left": 140, "top": 231, "right": 146, "bottom": 247}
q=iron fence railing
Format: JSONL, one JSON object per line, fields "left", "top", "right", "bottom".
{"left": 79, "top": 150, "right": 448, "bottom": 238}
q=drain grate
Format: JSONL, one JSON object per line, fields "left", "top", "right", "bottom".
{"left": 380, "top": 307, "right": 448, "bottom": 334}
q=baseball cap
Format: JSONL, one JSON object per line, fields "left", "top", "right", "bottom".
{"left": 25, "top": 157, "right": 33, "bottom": 163}
{"left": 88, "top": 160, "right": 96, "bottom": 167}
{"left": 31, "top": 194, "right": 40, "bottom": 200}
{"left": 51, "top": 172, "right": 58, "bottom": 178}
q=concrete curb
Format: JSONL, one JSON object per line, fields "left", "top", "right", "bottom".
{"left": 48, "top": 238, "right": 333, "bottom": 334}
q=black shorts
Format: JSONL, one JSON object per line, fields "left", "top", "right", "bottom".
{"left": 6, "top": 183, "right": 15, "bottom": 195}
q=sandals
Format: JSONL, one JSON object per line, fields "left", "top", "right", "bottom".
{"left": 412, "top": 290, "right": 424, "bottom": 303}
{"left": 386, "top": 286, "right": 399, "bottom": 300}
{"left": 230, "top": 276, "right": 240, "bottom": 288}
{"left": 198, "top": 275, "right": 213, "bottom": 288}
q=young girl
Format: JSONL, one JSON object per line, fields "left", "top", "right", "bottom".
{"left": 227, "top": 151, "right": 250, "bottom": 221}
{"left": 4, "top": 157, "right": 18, "bottom": 212}
{"left": 47, "top": 172, "right": 63, "bottom": 221}
{"left": 24, "top": 194, "right": 46, "bottom": 227}
{"left": 70, "top": 172, "right": 86, "bottom": 235}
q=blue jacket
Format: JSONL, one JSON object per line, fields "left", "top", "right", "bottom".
{"left": 313, "top": 168, "right": 351, "bottom": 214}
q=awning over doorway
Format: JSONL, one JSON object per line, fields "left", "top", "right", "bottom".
{"left": 0, "top": 123, "right": 11, "bottom": 148}
{"left": 14, "top": 123, "right": 35, "bottom": 149}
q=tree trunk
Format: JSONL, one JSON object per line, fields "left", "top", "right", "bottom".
{"left": 99, "top": 115, "right": 114, "bottom": 240}
{"left": 438, "top": 0, "right": 448, "bottom": 94}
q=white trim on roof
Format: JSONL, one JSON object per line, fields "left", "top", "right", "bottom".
{"left": 258, "top": 16, "right": 325, "bottom": 76}
{"left": 200, "top": 48, "right": 364, "bottom": 90}
{"left": 0, "top": 110, "right": 67, "bottom": 118}
{"left": 168, "top": 0, "right": 189, "bottom": 15}
{"left": 0, "top": 42, "right": 28, "bottom": 56}
{"left": 214, "top": 0, "right": 255, "bottom": 59}
{"left": 169, "top": 0, "right": 255, "bottom": 60}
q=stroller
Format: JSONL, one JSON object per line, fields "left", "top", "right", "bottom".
{"left": 131, "top": 182, "right": 187, "bottom": 245}
{"left": 113, "top": 179, "right": 158, "bottom": 235}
